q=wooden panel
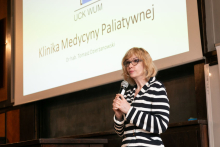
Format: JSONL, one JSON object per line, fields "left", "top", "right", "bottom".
{"left": 0, "top": 42, "right": 5, "bottom": 88}
{"left": 162, "top": 130, "right": 199, "bottom": 147}
{"left": 157, "top": 62, "right": 197, "bottom": 123}
{"left": 0, "top": 0, "right": 7, "bottom": 103}
{"left": 0, "top": 0, "right": 7, "bottom": 20}
{"left": 0, "top": 137, "right": 6, "bottom": 144}
{"left": 161, "top": 125, "right": 200, "bottom": 147}
{"left": 40, "top": 62, "right": 200, "bottom": 138}
{"left": 0, "top": 139, "right": 107, "bottom": 147}
{"left": 0, "top": 18, "right": 6, "bottom": 44}
{"left": 103, "top": 138, "right": 121, "bottom": 147}
{"left": 0, "top": 18, "right": 7, "bottom": 102}
{"left": 90, "top": 145, "right": 103, "bottom": 147}
{"left": 200, "top": 124, "right": 209, "bottom": 147}
{"left": 6, "top": 109, "right": 20, "bottom": 143}
{"left": 77, "top": 121, "right": 208, "bottom": 147}
{"left": 20, "top": 103, "right": 36, "bottom": 141}
{"left": 43, "top": 145, "right": 89, "bottom": 147}
{"left": 85, "top": 134, "right": 122, "bottom": 147}
{"left": 194, "top": 63, "right": 207, "bottom": 120}
{"left": 0, "top": 113, "right": 5, "bottom": 137}
{"left": 40, "top": 81, "right": 121, "bottom": 138}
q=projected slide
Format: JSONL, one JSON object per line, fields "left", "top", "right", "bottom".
{"left": 22, "top": 0, "right": 189, "bottom": 96}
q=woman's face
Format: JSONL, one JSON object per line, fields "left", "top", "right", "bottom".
{"left": 126, "top": 55, "right": 145, "bottom": 80}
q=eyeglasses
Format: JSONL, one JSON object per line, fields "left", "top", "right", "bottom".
{"left": 123, "top": 59, "right": 142, "bottom": 67}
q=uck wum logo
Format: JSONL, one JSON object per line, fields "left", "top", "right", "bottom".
{"left": 75, "top": 0, "right": 102, "bottom": 21}
{"left": 81, "top": 0, "right": 92, "bottom": 5}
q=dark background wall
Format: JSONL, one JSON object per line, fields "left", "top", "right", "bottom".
{"left": 39, "top": 62, "right": 198, "bottom": 138}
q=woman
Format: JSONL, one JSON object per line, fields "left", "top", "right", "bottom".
{"left": 113, "top": 47, "right": 170, "bottom": 147}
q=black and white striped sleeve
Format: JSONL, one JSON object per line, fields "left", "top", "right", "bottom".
{"left": 113, "top": 114, "right": 126, "bottom": 137}
{"left": 125, "top": 83, "right": 170, "bottom": 134}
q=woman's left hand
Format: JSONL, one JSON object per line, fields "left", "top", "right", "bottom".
{"left": 115, "top": 94, "right": 131, "bottom": 114}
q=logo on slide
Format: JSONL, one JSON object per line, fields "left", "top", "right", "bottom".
{"left": 81, "top": 0, "right": 92, "bottom": 5}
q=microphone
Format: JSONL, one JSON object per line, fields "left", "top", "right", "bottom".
{"left": 119, "top": 80, "right": 129, "bottom": 97}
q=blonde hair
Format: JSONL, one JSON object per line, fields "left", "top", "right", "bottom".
{"left": 122, "top": 47, "right": 158, "bottom": 85}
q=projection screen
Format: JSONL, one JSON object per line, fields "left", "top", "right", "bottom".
{"left": 14, "top": 0, "right": 203, "bottom": 105}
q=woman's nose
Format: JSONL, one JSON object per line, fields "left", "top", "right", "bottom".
{"left": 128, "top": 62, "right": 133, "bottom": 68}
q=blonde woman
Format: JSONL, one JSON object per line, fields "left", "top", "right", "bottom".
{"left": 113, "top": 48, "right": 170, "bottom": 147}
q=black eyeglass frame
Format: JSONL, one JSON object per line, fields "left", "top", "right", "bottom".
{"left": 123, "top": 59, "right": 142, "bottom": 67}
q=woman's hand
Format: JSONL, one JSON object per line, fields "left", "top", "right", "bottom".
{"left": 113, "top": 94, "right": 131, "bottom": 114}
{"left": 112, "top": 96, "right": 123, "bottom": 121}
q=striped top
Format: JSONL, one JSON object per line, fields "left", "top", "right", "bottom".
{"left": 114, "top": 77, "right": 170, "bottom": 147}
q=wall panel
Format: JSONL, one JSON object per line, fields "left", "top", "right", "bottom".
{"left": 0, "top": 113, "right": 5, "bottom": 137}
{"left": 6, "top": 109, "right": 20, "bottom": 143}
{"left": 0, "top": 0, "right": 7, "bottom": 20}
{"left": 0, "top": 17, "right": 7, "bottom": 102}
{"left": 40, "top": 62, "right": 200, "bottom": 138}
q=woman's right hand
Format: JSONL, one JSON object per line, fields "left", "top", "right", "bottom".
{"left": 112, "top": 95, "right": 123, "bottom": 121}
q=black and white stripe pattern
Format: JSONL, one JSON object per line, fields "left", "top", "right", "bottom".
{"left": 114, "top": 77, "right": 170, "bottom": 147}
